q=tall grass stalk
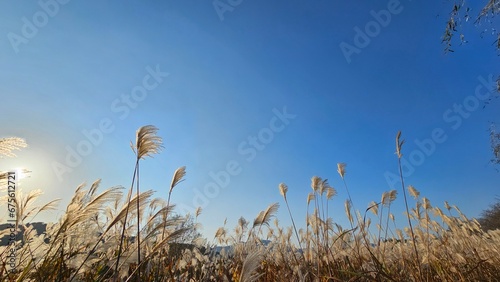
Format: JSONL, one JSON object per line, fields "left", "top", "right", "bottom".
{"left": 395, "top": 131, "right": 422, "bottom": 279}
{"left": 114, "top": 125, "right": 162, "bottom": 281}
{"left": 278, "top": 183, "right": 303, "bottom": 257}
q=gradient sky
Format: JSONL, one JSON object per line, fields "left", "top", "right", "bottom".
{"left": 1, "top": 1, "right": 499, "bottom": 240}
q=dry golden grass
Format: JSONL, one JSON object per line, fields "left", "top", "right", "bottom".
{"left": 1, "top": 131, "right": 499, "bottom": 281}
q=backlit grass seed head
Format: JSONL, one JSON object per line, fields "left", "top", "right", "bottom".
{"left": 337, "top": 163, "right": 346, "bottom": 179}
{"left": 381, "top": 191, "right": 389, "bottom": 206}
{"left": 396, "top": 131, "right": 405, "bottom": 158}
{"left": 273, "top": 218, "right": 280, "bottom": 229}
{"left": 444, "top": 201, "right": 451, "bottom": 211}
{"left": 389, "top": 213, "right": 395, "bottom": 221}
{"left": 408, "top": 185, "right": 420, "bottom": 199}
{"left": 239, "top": 251, "right": 264, "bottom": 282}
{"left": 369, "top": 201, "right": 378, "bottom": 216}
{"left": 311, "top": 176, "right": 321, "bottom": 192}
{"left": 422, "top": 197, "right": 431, "bottom": 210}
{"left": 267, "top": 228, "right": 274, "bottom": 239}
{"left": 279, "top": 183, "right": 288, "bottom": 199}
{"left": 307, "top": 192, "right": 315, "bottom": 205}
{"left": 345, "top": 200, "right": 353, "bottom": 223}
{"left": 319, "top": 179, "right": 332, "bottom": 195}
{"left": 214, "top": 227, "right": 227, "bottom": 243}
{"left": 253, "top": 203, "right": 279, "bottom": 228}
{"left": 170, "top": 166, "right": 186, "bottom": 193}
{"left": 326, "top": 187, "right": 337, "bottom": 200}
{"left": 382, "top": 190, "right": 398, "bottom": 206}
{"left": 238, "top": 216, "right": 248, "bottom": 229}
{"left": 433, "top": 206, "right": 444, "bottom": 217}
{"left": 389, "top": 189, "right": 397, "bottom": 202}
{"left": 195, "top": 206, "right": 202, "bottom": 218}
{"left": 132, "top": 125, "right": 163, "bottom": 159}
{"left": 0, "top": 137, "right": 28, "bottom": 158}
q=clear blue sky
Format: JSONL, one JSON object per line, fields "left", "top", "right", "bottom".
{"left": 1, "top": 1, "right": 498, "bottom": 240}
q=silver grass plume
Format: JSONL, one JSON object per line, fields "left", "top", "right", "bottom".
{"left": 164, "top": 166, "right": 186, "bottom": 223}
{"left": 169, "top": 166, "right": 186, "bottom": 194}
{"left": 396, "top": 131, "right": 404, "bottom": 159}
{"left": 319, "top": 179, "right": 330, "bottom": 196}
{"left": 195, "top": 206, "right": 202, "bottom": 218}
{"left": 345, "top": 200, "right": 353, "bottom": 224}
{"left": 105, "top": 189, "right": 154, "bottom": 233}
{"left": 279, "top": 183, "right": 288, "bottom": 200}
{"left": 408, "top": 185, "right": 420, "bottom": 199}
{"left": 131, "top": 125, "right": 163, "bottom": 159}
{"left": 238, "top": 217, "right": 248, "bottom": 229}
{"left": 422, "top": 197, "right": 431, "bottom": 210}
{"left": 311, "top": 176, "right": 321, "bottom": 192}
{"left": 369, "top": 201, "right": 378, "bottom": 216}
{"left": 307, "top": 192, "right": 315, "bottom": 205}
{"left": 239, "top": 251, "right": 264, "bottom": 282}
{"left": 337, "top": 163, "right": 346, "bottom": 179}
{"left": 326, "top": 187, "right": 337, "bottom": 200}
{"left": 253, "top": 202, "right": 280, "bottom": 228}
{"left": 0, "top": 137, "right": 27, "bottom": 158}
{"left": 382, "top": 190, "right": 397, "bottom": 206}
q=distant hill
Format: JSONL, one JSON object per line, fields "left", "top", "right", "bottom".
{"left": 0, "top": 222, "right": 46, "bottom": 246}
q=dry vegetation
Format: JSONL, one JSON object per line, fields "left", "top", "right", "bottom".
{"left": 1, "top": 128, "right": 499, "bottom": 282}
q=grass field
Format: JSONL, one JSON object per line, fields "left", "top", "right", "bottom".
{"left": 1, "top": 128, "right": 499, "bottom": 282}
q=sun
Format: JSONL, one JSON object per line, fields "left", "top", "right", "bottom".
{"left": 14, "top": 168, "right": 30, "bottom": 180}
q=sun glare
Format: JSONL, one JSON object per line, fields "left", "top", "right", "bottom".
{"left": 14, "top": 168, "right": 29, "bottom": 180}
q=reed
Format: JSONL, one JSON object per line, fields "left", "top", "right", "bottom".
{"left": 2, "top": 130, "right": 500, "bottom": 281}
